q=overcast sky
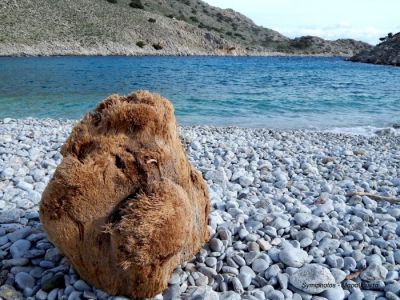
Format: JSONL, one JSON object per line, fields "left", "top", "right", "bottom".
{"left": 205, "top": 0, "right": 399, "bottom": 45}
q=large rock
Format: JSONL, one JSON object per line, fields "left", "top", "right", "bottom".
{"left": 349, "top": 32, "right": 400, "bottom": 66}
{"left": 39, "top": 91, "right": 210, "bottom": 298}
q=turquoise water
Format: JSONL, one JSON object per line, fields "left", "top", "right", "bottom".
{"left": 0, "top": 56, "right": 399, "bottom": 129}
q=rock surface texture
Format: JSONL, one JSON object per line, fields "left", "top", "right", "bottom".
{"left": 39, "top": 91, "right": 210, "bottom": 298}
{"left": 349, "top": 32, "right": 400, "bottom": 66}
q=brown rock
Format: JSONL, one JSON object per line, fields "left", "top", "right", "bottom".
{"left": 39, "top": 91, "right": 210, "bottom": 298}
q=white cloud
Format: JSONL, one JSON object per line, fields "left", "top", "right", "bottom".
{"left": 277, "top": 24, "right": 390, "bottom": 45}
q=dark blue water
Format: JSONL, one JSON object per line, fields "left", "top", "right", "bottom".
{"left": 0, "top": 56, "right": 399, "bottom": 129}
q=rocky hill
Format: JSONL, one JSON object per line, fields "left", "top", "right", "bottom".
{"left": 349, "top": 32, "right": 400, "bottom": 66}
{"left": 0, "top": 0, "right": 372, "bottom": 56}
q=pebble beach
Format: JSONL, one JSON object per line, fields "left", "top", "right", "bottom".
{"left": 1, "top": 118, "right": 400, "bottom": 300}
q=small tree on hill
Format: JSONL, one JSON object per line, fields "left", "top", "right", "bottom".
{"left": 379, "top": 32, "right": 394, "bottom": 43}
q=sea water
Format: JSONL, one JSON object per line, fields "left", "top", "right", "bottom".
{"left": 0, "top": 56, "right": 399, "bottom": 131}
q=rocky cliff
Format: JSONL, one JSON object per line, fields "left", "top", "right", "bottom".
{"left": 349, "top": 32, "right": 400, "bottom": 66}
{"left": 0, "top": 0, "right": 372, "bottom": 56}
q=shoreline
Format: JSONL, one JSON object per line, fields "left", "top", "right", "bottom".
{"left": 0, "top": 119, "right": 399, "bottom": 299}
{"left": 0, "top": 47, "right": 353, "bottom": 58}
{"left": 1, "top": 118, "right": 399, "bottom": 138}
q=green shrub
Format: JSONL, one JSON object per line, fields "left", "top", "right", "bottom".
{"left": 234, "top": 32, "right": 245, "bottom": 40}
{"left": 190, "top": 16, "right": 199, "bottom": 23}
{"left": 129, "top": 0, "right": 144, "bottom": 9}
{"left": 167, "top": 14, "right": 174, "bottom": 19}
{"left": 136, "top": 41, "right": 145, "bottom": 48}
{"left": 153, "top": 43, "right": 163, "bottom": 50}
{"left": 148, "top": 18, "right": 156, "bottom": 23}
{"left": 106, "top": 0, "right": 117, "bottom": 3}
{"left": 290, "top": 37, "right": 313, "bottom": 49}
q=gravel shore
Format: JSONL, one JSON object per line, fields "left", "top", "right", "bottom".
{"left": 1, "top": 118, "right": 400, "bottom": 300}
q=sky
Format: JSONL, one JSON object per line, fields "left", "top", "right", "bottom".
{"left": 205, "top": 0, "right": 400, "bottom": 45}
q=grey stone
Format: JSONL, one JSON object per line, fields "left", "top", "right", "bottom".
{"left": 195, "top": 274, "right": 208, "bottom": 286}
{"left": 331, "top": 268, "right": 347, "bottom": 283}
{"left": 393, "top": 250, "right": 400, "bottom": 264}
{"left": 272, "top": 217, "right": 290, "bottom": 230}
{"left": 322, "top": 286, "right": 345, "bottom": 300}
{"left": 2, "top": 258, "right": 29, "bottom": 267}
{"left": 10, "top": 239, "right": 31, "bottom": 258}
{"left": 289, "top": 264, "right": 336, "bottom": 294}
{"left": 7, "top": 228, "right": 32, "bottom": 243}
{"left": 0, "top": 284, "right": 23, "bottom": 300}
{"left": 47, "top": 289, "right": 58, "bottom": 300}
{"left": 204, "top": 257, "right": 217, "bottom": 267}
{"left": 41, "top": 274, "right": 65, "bottom": 292}
{"left": 73, "top": 279, "right": 91, "bottom": 291}
{"left": 347, "top": 289, "right": 364, "bottom": 300}
{"left": 240, "top": 265, "right": 256, "bottom": 277}
{"left": 279, "top": 244, "right": 308, "bottom": 267}
{"left": 277, "top": 273, "right": 289, "bottom": 289}
{"left": 198, "top": 265, "right": 217, "bottom": 277}
{"left": 83, "top": 290, "right": 97, "bottom": 299}
{"left": 163, "top": 284, "right": 180, "bottom": 300}
{"left": 239, "top": 175, "right": 254, "bottom": 187}
{"left": 238, "top": 272, "right": 252, "bottom": 288}
{"left": 222, "top": 266, "right": 239, "bottom": 275}
{"left": 15, "top": 272, "right": 35, "bottom": 290}
{"left": 219, "top": 291, "right": 241, "bottom": 300}
{"left": 245, "top": 251, "right": 260, "bottom": 265}
{"left": 385, "top": 282, "right": 400, "bottom": 294}
{"left": 360, "top": 263, "right": 388, "bottom": 282}
{"left": 67, "top": 291, "right": 82, "bottom": 300}
{"left": 45, "top": 248, "right": 62, "bottom": 263}
{"left": 252, "top": 258, "right": 270, "bottom": 273}
{"left": 231, "top": 277, "right": 244, "bottom": 294}
{"left": 343, "top": 257, "right": 357, "bottom": 271}
{"left": 191, "top": 286, "right": 219, "bottom": 300}
{"left": 294, "top": 213, "right": 312, "bottom": 226}
{"left": 232, "top": 254, "right": 246, "bottom": 266}
{"left": 0, "top": 235, "right": 8, "bottom": 246}
{"left": 209, "top": 238, "right": 223, "bottom": 252}
{"left": 0, "top": 167, "right": 14, "bottom": 180}
{"left": 36, "top": 290, "right": 48, "bottom": 300}
{"left": 264, "top": 290, "right": 284, "bottom": 300}
{"left": 386, "top": 292, "right": 400, "bottom": 300}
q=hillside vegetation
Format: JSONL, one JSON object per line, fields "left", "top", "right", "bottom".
{"left": 0, "top": 0, "right": 372, "bottom": 56}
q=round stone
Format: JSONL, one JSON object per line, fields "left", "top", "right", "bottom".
{"left": 322, "top": 286, "right": 345, "bottom": 300}
{"left": 238, "top": 272, "right": 252, "bottom": 288}
{"left": 10, "top": 240, "right": 31, "bottom": 258}
{"left": 279, "top": 244, "right": 308, "bottom": 267}
{"left": 15, "top": 272, "right": 35, "bottom": 290}
{"left": 360, "top": 263, "right": 388, "bottom": 282}
{"left": 205, "top": 257, "right": 217, "bottom": 268}
{"left": 289, "top": 264, "right": 336, "bottom": 294}
{"left": 252, "top": 258, "right": 270, "bottom": 273}
{"left": 294, "top": 213, "right": 312, "bottom": 226}
{"left": 73, "top": 280, "right": 91, "bottom": 291}
{"left": 209, "top": 238, "right": 223, "bottom": 252}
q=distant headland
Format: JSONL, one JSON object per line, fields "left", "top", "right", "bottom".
{"left": 0, "top": 0, "right": 371, "bottom": 57}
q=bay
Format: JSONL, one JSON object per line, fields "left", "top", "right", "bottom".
{"left": 0, "top": 56, "right": 399, "bottom": 130}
